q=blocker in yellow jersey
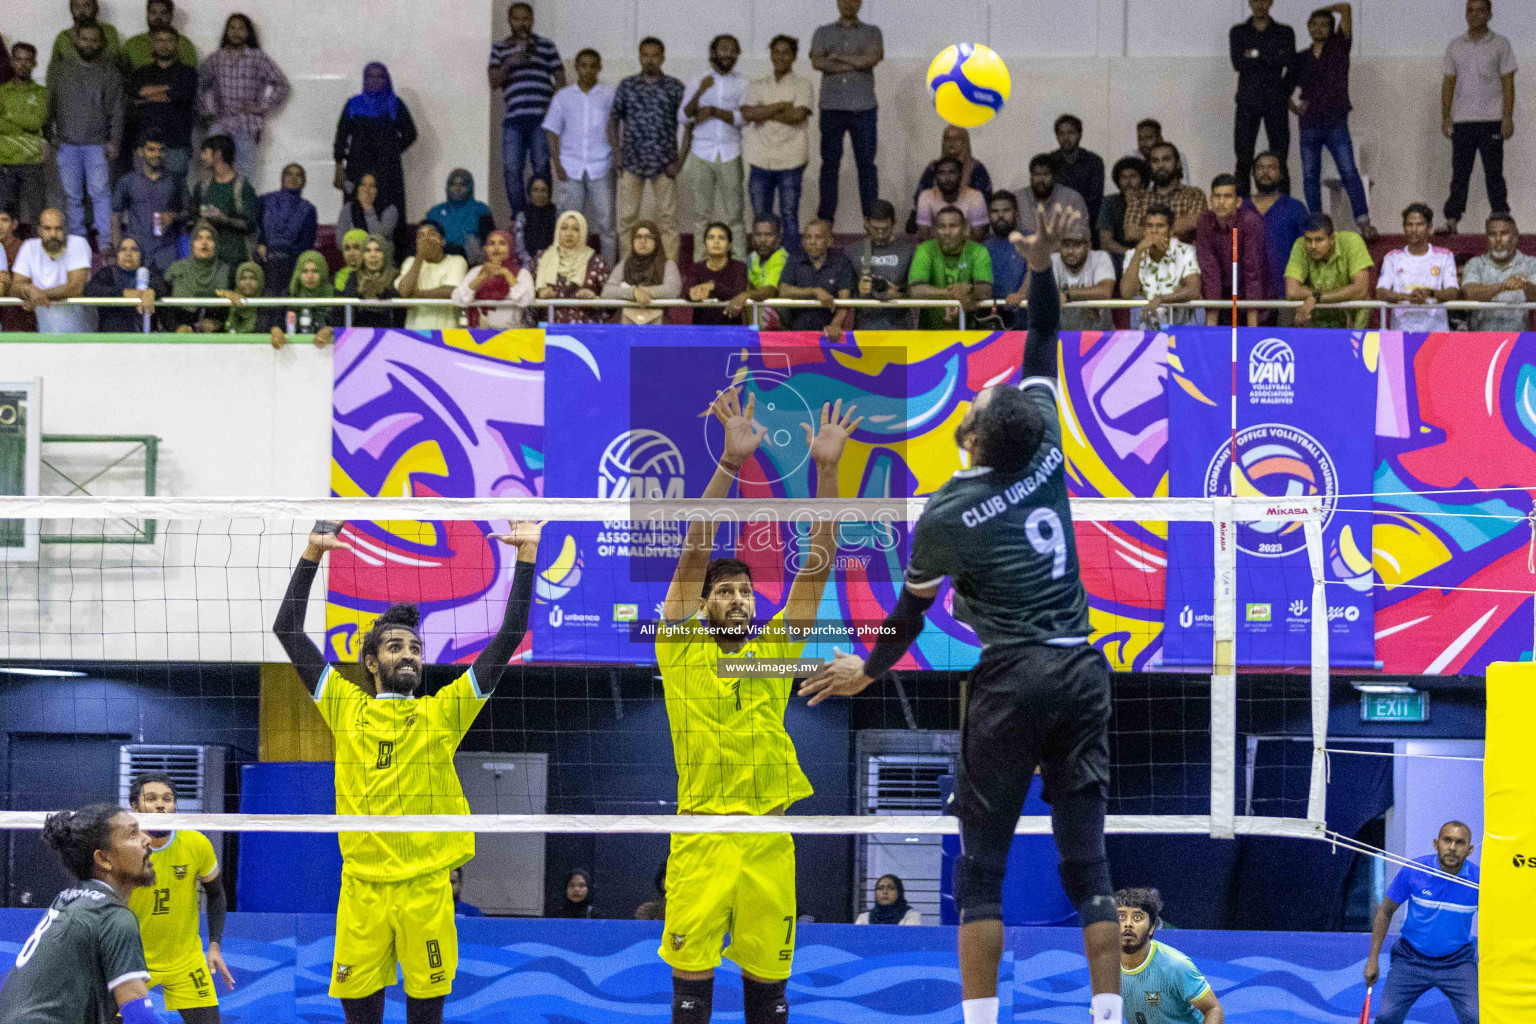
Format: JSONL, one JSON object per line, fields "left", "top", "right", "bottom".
{"left": 127, "top": 830, "right": 220, "bottom": 1010}
{"left": 662, "top": 833, "right": 798, "bottom": 979}
{"left": 331, "top": 872, "right": 458, "bottom": 1000}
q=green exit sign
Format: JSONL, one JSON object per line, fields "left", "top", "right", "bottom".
{"left": 1360, "top": 692, "right": 1430, "bottom": 723}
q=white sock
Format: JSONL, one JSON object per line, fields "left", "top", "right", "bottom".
{"left": 1091, "top": 992, "right": 1124, "bottom": 1022}
{"left": 961, "top": 996, "right": 1000, "bottom": 1024}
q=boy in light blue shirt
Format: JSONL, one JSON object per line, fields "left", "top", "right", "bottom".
{"left": 1116, "top": 888, "right": 1224, "bottom": 1024}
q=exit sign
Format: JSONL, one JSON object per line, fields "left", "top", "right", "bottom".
{"left": 1360, "top": 692, "right": 1430, "bottom": 723}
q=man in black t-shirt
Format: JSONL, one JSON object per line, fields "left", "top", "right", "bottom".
{"left": 804, "top": 203, "right": 1124, "bottom": 1024}
{"left": 0, "top": 804, "right": 157, "bottom": 1024}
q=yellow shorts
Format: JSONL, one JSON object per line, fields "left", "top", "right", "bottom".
{"left": 660, "top": 832, "right": 797, "bottom": 980}
{"left": 149, "top": 959, "right": 218, "bottom": 1010}
{"left": 331, "top": 871, "right": 458, "bottom": 999}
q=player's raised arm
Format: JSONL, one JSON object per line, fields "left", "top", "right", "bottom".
{"left": 782, "top": 400, "right": 861, "bottom": 633}
{"left": 271, "top": 521, "right": 350, "bottom": 695}
{"left": 661, "top": 386, "right": 766, "bottom": 624}
{"left": 1010, "top": 203, "right": 1080, "bottom": 383}
{"left": 471, "top": 522, "right": 544, "bottom": 693}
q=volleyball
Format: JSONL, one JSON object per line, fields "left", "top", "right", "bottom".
{"left": 926, "top": 43, "right": 1011, "bottom": 127}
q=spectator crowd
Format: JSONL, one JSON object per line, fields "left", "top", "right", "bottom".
{"left": 0, "top": 0, "right": 1530, "bottom": 335}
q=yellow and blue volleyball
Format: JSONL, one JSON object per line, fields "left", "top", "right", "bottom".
{"left": 926, "top": 43, "right": 1011, "bottom": 128}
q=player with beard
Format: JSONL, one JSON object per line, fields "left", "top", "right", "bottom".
{"left": 126, "top": 772, "right": 232, "bottom": 1023}
{"left": 0, "top": 804, "right": 158, "bottom": 1024}
{"left": 271, "top": 520, "right": 543, "bottom": 1024}
{"left": 1116, "top": 888, "right": 1223, "bottom": 1024}
{"left": 657, "top": 390, "right": 859, "bottom": 1024}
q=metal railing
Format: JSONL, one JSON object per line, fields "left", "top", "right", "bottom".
{"left": 2, "top": 294, "right": 1534, "bottom": 335}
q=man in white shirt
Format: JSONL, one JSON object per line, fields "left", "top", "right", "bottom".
{"left": 1049, "top": 224, "right": 1117, "bottom": 332}
{"left": 741, "top": 35, "right": 814, "bottom": 251}
{"left": 1440, "top": 0, "right": 1516, "bottom": 236}
{"left": 395, "top": 222, "right": 469, "bottom": 332}
{"left": 11, "top": 208, "right": 93, "bottom": 333}
{"left": 543, "top": 48, "right": 617, "bottom": 265}
{"left": 681, "top": 34, "right": 746, "bottom": 260}
{"left": 1378, "top": 203, "right": 1459, "bottom": 333}
{"left": 1120, "top": 204, "right": 1201, "bottom": 329}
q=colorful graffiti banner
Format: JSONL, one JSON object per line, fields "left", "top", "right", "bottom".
{"left": 1164, "top": 327, "right": 1377, "bottom": 666}
{"left": 327, "top": 328, "right": 544, "bottom": 665}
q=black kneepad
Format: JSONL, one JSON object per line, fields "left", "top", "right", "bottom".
{"left": 672, "top": 976, "right": 714, "bottom": 1024}
{"left": 955, "top": 852, "right": 1007, "bottom": 923}
{"left": 1058, "top": 857, "right": 1116, "bottom": 926}
{"left": 743, "top": 977, "right": 788, "bottom": 1022}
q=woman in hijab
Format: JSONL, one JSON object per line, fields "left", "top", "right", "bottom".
{"left": 332, "top": 61, "right": 417, "bottom": 230}
{"left": 427, "top": 169, "right": 495, "bottom": 265}
{"left": 84, "top": 236, "right": 162, "bottom": 332}
{"left": 452, "top": 229, "right": 533, "bottom": 330}
{"left": 334, "top": 229, "right": 369, "bottom": 291}
{"left": 164, "top": 221, "right": 240, "bottom": 332}
{"left": 516, "top": 177, "right": 557, "bottom": 264}
{"left": 855, "top": 874, "right": 921, "bottom": 926}
{"left": 337, "top": 173, "right": 403, "bottom": 260}
{"left": 600, "top": 220, "right": 680, "bottom": 325}
{"left": 534, "top": 210, "right": 610, "bottom": 325}
{"left": 908, "top": 126, "right": 992, "bottom": 233}
{"left": 270, "top": 250, "right": 336, "bottom": 348}
{"left": 341, "top": 233, "right": 401, "bottom": 329}
{"left": 556, "top": 869, "right": 596, "bottom": 919}
{"left": 224, "top": 261, "right": 281, "bottom": 335}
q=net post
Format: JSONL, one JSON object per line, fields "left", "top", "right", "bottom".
{"left": 1210, "top": 496, "right": 1237, "bottom": 839}
{"left": 1304, "top": 519, "right": 1330, "bottom": 823}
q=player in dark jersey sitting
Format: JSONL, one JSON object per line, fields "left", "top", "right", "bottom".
{"left": 0, "top": 804, "right": 158, "bottom": 1024}
{"left": 802, "top": 203, "right": 1124, "bottom": 1024}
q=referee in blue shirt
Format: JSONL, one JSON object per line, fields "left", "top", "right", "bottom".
{"left": 1365, "top": 821, "right": 1478, "bottom": 1024}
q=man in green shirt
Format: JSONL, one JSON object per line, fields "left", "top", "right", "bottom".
{"left": 725, "top": 215, "right": 786, "bottom": 321}
{"left": 909, "top": 205, "right": 992, "bottom": 329}
{"left": 188, "top": 134, "right": 257, "bottom": 267}
{"left": 122, "top": 0, "right": 197, "bottom": 70}
{"left": 1285, "top": 211, "right": 1374, "bottom": 329}
{"left": 0, "top": 42, "right": 48, "bottom": 228}
{"left": 50, "top": 0, "right": 123, "bottom": 68}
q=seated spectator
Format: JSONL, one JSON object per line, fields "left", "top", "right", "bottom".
{"left": 190, "top": 134, "right": 258, "bottom": 270}
{"left": 909, "top": 206, "right": 992, "bottom": 331}
{"left": 257, "top": 163, "right": 317, "bottom": 297}
{"left": 48, "top": 21, "right": 123, "bottom": 255}
{"left": 396, "top": 221, "right": 469, "bottom": 331}
{"left": 50, "top": 0, "right": 122, "bottom": 66}
{"left": 334, "top": 229, "right": 369, "bottom": 291}
{"left": 855, "top": 199, "right": 913, "bottom": 329}
{"left": 336, "top": 173, "right": 401, "bottom": 259}
{"left": 1130, "top": 118, "right": 1190, "bottom": 183}
{"left": 451, "top": 867, "right": 484, "bottom": 918}
{"left": 1120, "top": 203, "right": 1201, "bottom": 329}
{"left": 223, "top": 260, "right": 279, "bottom": 334}
{"left": 1195, "top": 173, "right": 1268, "bottom": 327}
{"left": 1285, "top": 212, "right": 1373, "bottom": 328}
{"left": 684, "top": 222, "right": 749, "bottom": 326}
{"left": 11, "top": 208, "right": 93, "bottom": 333}
{"left": 855, "top": 874, "right": 921, "bottom": 926}
{"left": 909, "top": 125, "right": 991, "bottom": 232}
{"left": 341, "top": 233, "right": 401, "bottom": 330}
{"left": 453, "top": 229, "right": 534, "bottom": 329}
{"left": 333, "top": 62, "right": 416, "bottom": 242}
{"left": 427, "top": 168, "right": 495, "bottom": 265}
{"left": 112, "top": 135, "right": 184, "bottom": 274}
{"left": 1099, "top": 156, "right": 1150, "bottom": 269}
{"left": 777, "top": 219, "right": 854, "bottom": 338}
{"left": 517, "top": 177, "right": 558, "bottom": 266}
{"left": 533, "top": 210, "right": 610, "bottom": 324}
{"left": 983, "top": 190, "right": 1027, "bottom": 329}
{"left": 1377, "top": 202, "right": 1459, "bottom": 333}
{"left": 601, "top": 221, "right": 681, "bottom": 325}
{"left": 123, "top": 0, "right": 196, "bottom": 70}
{"left": 84, "top": 236, "right": 160, "bottom": 332}
{"left": 1125, "top": 142, "right": 1207, "bottom": 244}
{"left": 0, "top": 207, "right": 37, "bottom": 332}
{"left": 197, "top": 13, "right": 289, "bottom": 177}
{"left": 164, "top": 221, "right": 239, "bottom": 332}
{"left": 1048, "top": 114, "right": 1106, "bottom": 232}
{"left": 915, "top": 156, "right": 987, "bottom": 242}
{"left": 1016, "top": 154, "right": 1089, "bottom": 237}
{"left": 0, "top": 42, "right": 48, "bottom": 231}
{"left": 1460, "top": 214, "right": 1536, "bottom": 331}
{"left": 556, "top": 869, "right": 596, "bottom": 919}
{"left": 269, "top": 249, "right": 336, "bottom": 348}
{"left": 729, "top": 215, "right": 788, "bottom": 324}
{"left": 126, "top": 27, "right": 197, "bottom": 181}
{"left": 1050, "top": 222, "right": 1117, "bottom": 332}
{"left": 634, "top": 860, "right": 667, "bottom": 921}
{"left": 1249, "top": 151, "right": 1309, "bottom": 316}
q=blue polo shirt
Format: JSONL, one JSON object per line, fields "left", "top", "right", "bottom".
{"left": 1386, "top": 855, "right": 1479, "bottom": 958}
{"left": 1260, "top": 194, "right": 1309, "bottom": 300}
{"left": 984, "top": 235, "right": 1028, "bottom": 329}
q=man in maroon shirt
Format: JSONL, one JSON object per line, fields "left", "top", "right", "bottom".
{"left": 1291, "top": 2, "right": 1376, "bottom": 239}
{"left": 1195, "top": 173, "right": 1267, "bottom": 327}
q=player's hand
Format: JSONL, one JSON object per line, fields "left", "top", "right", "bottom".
{"left": 710, "top": 386, "right": 767, "bottom": 466}
{"left": 1010, "top": 203, "right": 1080, "bottom": 271}
{"left": 207, "top": 942, "right": 235, "bottom": 991}
{"left": 1363, "top": 957, "right": 1379, "bottom": 986}
{"left": 800, "top": 647, "right": 875, "bottom": 705}
{"left": 306, "top": 522, "right": 350, "bottom": 556}
{"left": 490, "top": 520, "right": 546, "bottom": 561}
{"left": 804, "top": 399, "right": 862, "bottom": 469}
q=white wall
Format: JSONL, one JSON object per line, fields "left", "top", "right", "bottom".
{"left": 8, "top": 0, "right": 492, "bottom": 223}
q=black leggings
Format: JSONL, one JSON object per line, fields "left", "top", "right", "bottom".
{"left": 957, "top": 786, "right": 1114, "bottom": 924}
{"left": 177, "top": 1008, "right": 220, "bottom": 1024}
{"left": 342, "top": 992, "right": 445, "bottom": 1024}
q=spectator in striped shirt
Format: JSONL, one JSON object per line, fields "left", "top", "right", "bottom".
{"left": 489, "top": 2, "right": 565, "bottom": 219}
{"left": 197, "top": 14, "right": 289, "bottom": 179}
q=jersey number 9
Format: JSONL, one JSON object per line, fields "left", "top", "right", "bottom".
{"left": 1025, "top": 507, "right": 1067, "bottom": 579}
